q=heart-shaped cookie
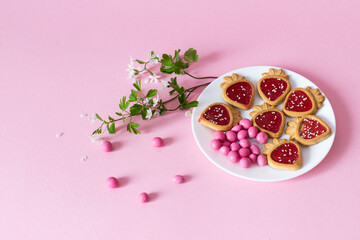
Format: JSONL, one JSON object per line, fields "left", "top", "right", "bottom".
{"left": 257, "top": 68, "right": 291, "bottom": 106}
{"left": 249, "top": 103, "right": 285, "bottom": 139}
{"left": 198, "top": 102, "right": 241, "bottom": 131}
{"left": 220, "top": 73, "right": 255, "bottom": 110}
{"left": 283, "top": 86, "right": 324, "bottom": 117}
{"left": 285, "top": 115, "right": 331, "bottom": 145}
{"left": 263, "top": 139, "right": 302, "bottom": 171}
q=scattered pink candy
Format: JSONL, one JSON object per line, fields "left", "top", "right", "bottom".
{"left": 173, "top": 175, "right": 185, "bottom": 184}
{"left": 256, "top": 132, "right": 268, "bottom": 144}
{"left": 139, "top": 192, "right": 149, "bottom": 203}
{"left": 249, "top": 153, "right": 257, "bottom": 163}
{"left": 106, "top": 177, "right": 119, "bottom": 188}
{"left": 222, "top": 141, "right": 231, "bottom": 147}
{"left": 225, "top": 131, "right": 237, "bottom": 142}
{"left": 213, "top": 131, "right": 225, "bottom": 142}
{"left": 250, "top": 144, "right": 260, "bottom": 155}
{"left": 228, "top": 151, "right": 240, "bottom": 163}
{"left": 211, "top": 139, "right": 222, "bottom": 150}
{"left": 239, "top": 147, "right": 250, "bottom": 157}
{"left": 239, "top": 157, "right": 251, "bottom": 168}
{"left": 230, "top": 142, "right": 240, "bottom": 152}
{"left": 219, "top": 146, "right": 231, "bottom": 155}
{"left": 239, "top": 139, "right": 251, "bottom": 148}
{"left": 257, "top": 154, "right": 267, "bottom": 166}
{"left": 239, "top": 119, "right": 252, "bottom": 129}
{"left": 248, "top": 126, "right": 258, "bottom": 138}
{"left": 231, "top": 125, "right": 242, "bottom": 132}
{"left": 237, "top": 130, "right": 248, "bottom": 140}
{"left": 152, "top": 137, "right": 164, "bottom": 147}
{"left": 101, "top": 140, "right": 113, "bottom": 152}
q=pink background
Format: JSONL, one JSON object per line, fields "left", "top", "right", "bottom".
{"left": 1, "top": 0, "right": 360, "bottom": 239}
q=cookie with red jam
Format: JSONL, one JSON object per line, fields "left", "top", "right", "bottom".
{"left": 257, "top": 68, "right": 291, "bottom": 106}
{"left": 249, "top": 102, "right": 285, "bottom": 139}
{"left": 198, "top": 102, "right": 242, "bottom": 131}
{"left": 220, "top": 73, "right": 255, "bottom": 110}
{"left": 263, "top": 139, "right": 302, "bottom": 171}
{"left": 285, "top": 115, "right": 331, "bottom": 145}
{"left": 283, "top": 86, "right": 325, "bottom": 117}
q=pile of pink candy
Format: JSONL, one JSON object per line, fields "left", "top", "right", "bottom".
{"left": 210, "top": 118, "right": 269, "bottom": 168}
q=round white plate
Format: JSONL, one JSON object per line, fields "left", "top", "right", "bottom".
{"left": 191, "top": 66, "right": 336, "bottom": 182}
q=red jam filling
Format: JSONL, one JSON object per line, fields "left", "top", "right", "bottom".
{"left": 255, "top": 111, "right": 282, "bottom": 133}
{"left": 299, "top": 118, "right": 327, "bottom": 139}
{"left": 260, "top": 78, "right": 287, "bottom": 101}
{"left": 201, "top": 105, "right": 230, "bottom": 126}
{"left": 271, "top": 143, "right": 299, "bottom": 164}
{"left": 226, "top": 82, "right": 252, "bottom": 105}
{"left": 285, "top": 90, "right": 313, "bottom": 112}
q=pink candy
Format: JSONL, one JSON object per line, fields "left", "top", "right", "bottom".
{"left": 249, "top": 153, "right": 257, "bottom": 163}
{"left": 214, "top": 131, "right": 225, "bottom": 142}
{"left": 239, "top": 148, "right": 250, "bottom": 157}
{"left": 222, "top": 141, "right": 231, "bottom": 147}
{"left": 239, "top": 157, "right": 251, "bottom": 168}
{"left": 231, "top": 125, "right": 242, "bottom": 132}
{"left": 139, "top": 192, "right": 149, "bottom": 203}
{"left": 239, "top": 139, "right": 251, "bottom": 148}
{"left": 248, "top": 126, "right": 258, "bottom": 138}
{"left": 256, "top": 132, "right": 268, "bottom": 144}
{"left": 106, "top": 177, "right": 119, "bottom": 188}
{"left": 237, "top": 130, "right": 248, "bottom": 140}
{"left": 220, "top": 146, "right": 231, "bottom": 155}
{"left": 228, "top": 151, "right": 240, "bottom": 163}
{"left": 230, "top": 142, "right": 240, "bottom": 152}
{"left": 257, "top": 154, "right": 267, "bottom": 166}
{"left": 240, "top": 118, "right": 252, "bottom": 129}
{"left": 101, "top": 140, "right": 113, "bottom": 152}
{"left": 152, "top": 137, "right": 164, "bottom": 147}
{"left": 225, "top": 131, "right": 237, "bottom": 142}
{"left": 250, "top": 144, "right": 260, "bottom": 155}
{"left": 173, "top": 175, "right": 185, "bottom": 184}
{"left": 211, "top": 139, "right": 222, "bottom": 150}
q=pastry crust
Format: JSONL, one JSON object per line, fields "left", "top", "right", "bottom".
{"left": 257, "top": 68, "right": 291, "bottom": 106}
{"left": 249, "top": 102, "right": 285, "bottom": 138}
{"left": 285, "top": 115, "right": 331, "bottom": 145}
{"left": 198, "top": 102, "right": 242, "bottom": 131}
{"left": 263, "top": 139, "right": 302, "bottom": 171}
{"left": 282, "top": 86, "right": 324, "bottom": 117}
{"left": 220, "top": 73, "right": 255, "bottom": 110}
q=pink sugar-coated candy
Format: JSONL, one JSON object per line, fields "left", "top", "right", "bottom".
{"left": 239, "top": 147, "right": 251, "bottom": 157}
{"left": 248, "top": 126, "right": 259, "bottom": 138}
{"left": 231, "top": 125, "right": 242, "bottom": 132}
{"left": 211, "top": 139, "right": 222, "bottom": 150}
{"left": 239, "top": 118, "right": 252, "bottom": 129}
{"left": 106, "top": 177, "right": 119, "bottom": 188}
{"left": 219, "top": 146, "right": 231, "bottom": 156}
{"left": 237, "top": 130, "right": 248, "bottom": 140}
{"left": 101, "top": 140, "right": 113, "bottom": 152}
{"left": 250, "top": 144, "right": 261, "bottom": 155}
{"left": 152, "top": 137, "right": 164, "bottom": 147}
{"left": 257, "top": 154, "right": 267, "bottom": 166}
{"left": 249, "top": 153, "right": 258, "bottom": 163}
{"left": 225, "top": 131, "right": 237, "bottom": 142}
{"left": 213, "top": 131, "right": 225, "bottom": 142}
{"left": 239, "top": 139, "right": 251, "bottom": 148}
{"left": 239, "top": 157, "right": 251, "bottom": 168}
{"left": 228, "top": 151, "right": 240, "bottom": 163}
{"left": 230, "top": 142, "right": 241, "bottom": 152}
{"left": 222, "top": 141, "right": 231, "bottom": 147}
{"left": 256, "top": 132, "right": 269, "bottom": 144}
{"left": 139, "top": 192, "right": 149, "bottom": 203}
{"left": 173, "top": 175, "right": 185, "bottom": 184}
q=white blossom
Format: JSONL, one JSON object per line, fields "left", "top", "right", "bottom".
{"left": 185, "top": 110, "right": 193, "bottom": 117}
{"left": 56, "top": 132, "right": 63, "bottom": 138}
{"left": 145, "top": 108, "right": 153, "bottom": 120}
{"left": 153, "top": 112, "right": 160, "bottom": 118}
{"left": 147, "top": 74, "right": 160, "bottom": 83}
{"left": 152, "top": 95, "right": 159, "bottom": 107}
{"left": 161, "top": 80, "right": 168, "bottom": 90}
{"left": 87, "top": 113, "right": 97, "bottom": 124}
{"left": 146, "top": 52, "right": 160, "bottom": 64}
{"left": 88, "top": 135, "right": 101, "bottom": 144}
{"left": 80, "top": 113, "right": 88, "bottom": 118}
{"left": 81, "top": 156, "right": 88, "bottom": 162}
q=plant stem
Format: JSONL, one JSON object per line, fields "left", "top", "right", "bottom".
{"left": 184, "top": 72, "right": 218, "bottom": 80}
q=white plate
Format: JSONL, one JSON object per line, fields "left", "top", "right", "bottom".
{"left": 191, "top": 66, "right": 336, "bottom": 182}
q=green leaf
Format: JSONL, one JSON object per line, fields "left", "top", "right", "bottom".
{"left": 108, "top": 123, "right": 116, "bottom": 134}
{"left": 129, "top": 94, "right": 136, "bottom": 102}
{"left": 147, "top": 69, "right": 154, "bottom": 76}
{"left": 115, "top": 112, "right": 122, "bottom": 116}
{"left": 108, "top": 116, "right": 114, "bottom": 122}
{"left": 130, "top": 104, "right": 142, "bottom": 115}
{"left": 141, "top": 107, "right": 149, "bottom": 120}
{"left": 136, "top": 59, "right": 145, "bottom": 64}
{"left": 130, "top": 122, "right": 141, "bottom": 134}
{"left": 178, "top": 94, "right": 187, "bottom": 105}
{"left": 186, "top": 101, "right": 198, "bottom": 108}
{"left": 184, "top": 48, "right": 199, "bottom": 63}
{"left": 160, "top": 65, "right": 174, "bottom": 74}
{"left": 119, "top": 96, "right": 127, "bottom": 111}
{"left": 146, "top": 89, "right": 158, "bottom": 98}
{"left": 133, "top": 80, "right": 141, "bottom": 91}
{"left": 95, "top": 113, "right": 103, "bottom": 121}
{"left": 161, "top": 54, "right": 173, "bottom": 66}
{"left": 131, "top": 89, "right": 137, "bottom": 98}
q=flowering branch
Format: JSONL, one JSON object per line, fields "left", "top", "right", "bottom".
{"left": 92, "top": 48, "right": 218, "bottom": 136}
